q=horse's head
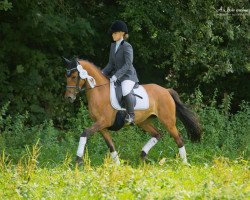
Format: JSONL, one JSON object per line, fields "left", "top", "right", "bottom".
{"left": 63, "top": 57, "right": 87, "bottom": 103}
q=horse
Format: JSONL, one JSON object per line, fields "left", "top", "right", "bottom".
{"left": 63, "top": 58, "right": 201, "bottom": 165}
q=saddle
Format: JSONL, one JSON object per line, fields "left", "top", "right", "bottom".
{"left": 110, "top": 81, "right": 149, "bottom": 111}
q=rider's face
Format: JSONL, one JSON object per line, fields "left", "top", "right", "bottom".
{"left": 112, "top": 32, "right": 124, "bottom": 41}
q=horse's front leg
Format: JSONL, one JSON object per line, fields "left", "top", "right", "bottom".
{"left": 100, "top": 129, "right": 120, "bottom": 165}
{"left": 76, "top": 122, "right": 104, "bottom": 165}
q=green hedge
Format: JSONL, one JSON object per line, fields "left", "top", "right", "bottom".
{"left": 0, "top": 0, "right": 249, "bottom": 125}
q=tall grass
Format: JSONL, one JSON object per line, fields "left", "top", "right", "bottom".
{"left": 0, "top": 90, "right": 249, "bottom": 167}
{"left": 0, "top": 91, "right": 249, "bottom": 199}
{"left": 0, "top": 151, "right": 249, "bottom": 199}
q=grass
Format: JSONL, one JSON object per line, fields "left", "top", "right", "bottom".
{"left": 0, "top": 92, "right": 249, "bottom": 199}
{"left": 0, "top": 150, "right": 249, "bottom": 199}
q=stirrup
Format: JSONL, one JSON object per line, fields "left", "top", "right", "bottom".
{"left": 125, "top": 114, "right": 135, "bottom": 125}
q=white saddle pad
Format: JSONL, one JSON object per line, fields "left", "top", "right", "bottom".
{"left": 110, "top": 82, "right": 149, "bottom": 110}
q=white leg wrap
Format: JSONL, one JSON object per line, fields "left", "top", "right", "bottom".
{"left": 179, "top": 146, "right": 188, "bottom": 163}
{"left": 142, "top": 137, "right": 158, "bottom": 154}
{"left": 111, "top": 151, "right": 120, "bottom": 165}
{"left": 76, "top": 137, "right": 87, "bottom": 157}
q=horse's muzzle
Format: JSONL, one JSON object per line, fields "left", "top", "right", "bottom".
{"left": 65, "top": 93, "right": 76, "bottom": 103}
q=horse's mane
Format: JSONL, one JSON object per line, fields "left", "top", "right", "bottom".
{"left": 79, "top": 59, "right": 108, "bottom": 80}
{"left": 79, "top": 59, "right": 100, "bottom": 71}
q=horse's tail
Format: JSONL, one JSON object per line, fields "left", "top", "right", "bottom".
{"left": 169, "top": 89, "right": 202, "bottom": 142}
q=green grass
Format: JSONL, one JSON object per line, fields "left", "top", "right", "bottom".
{"left": 0, "top": 151, "right": 249, "bottom": 199}
{"left": 0, "top": 92, "right": 249, "bottom": 199}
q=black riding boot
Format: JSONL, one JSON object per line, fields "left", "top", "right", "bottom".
{"left": 124, "top": 93, "right": 135, "bottom": 125}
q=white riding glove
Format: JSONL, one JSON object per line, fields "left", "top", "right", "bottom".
{"left": 111, "top": 75, "right": 117, "bottom": 82}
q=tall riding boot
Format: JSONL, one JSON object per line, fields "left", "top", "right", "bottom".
{"left": 124, "top": 93, "right": 135, "bottom": 125}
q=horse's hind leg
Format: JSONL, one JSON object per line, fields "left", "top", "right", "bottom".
{"left": 138, "top": 119, "right": 163, "bottom": 160}
{"left": 157, "top": 98, "right": 188, "bottom": 163}
{"left": 168, "top": 125, "right": 188, "bottom": 163}
{"left": 100, "top": 129, "right": 120, "bottom": 164}
{"left": 159, "top": 115, "right": 188, "bottom": 164}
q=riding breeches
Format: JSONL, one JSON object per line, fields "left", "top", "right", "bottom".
{"left": 121, "top": 80, "right": 135, "bottom": 96}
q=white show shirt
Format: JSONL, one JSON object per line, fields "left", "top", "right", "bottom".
{"left": 115, "top": 37, "right": 123, "bottom": 52}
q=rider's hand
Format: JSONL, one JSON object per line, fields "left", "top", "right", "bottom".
{"left": 111, "top": 75, "right": 117, "bottom": 82}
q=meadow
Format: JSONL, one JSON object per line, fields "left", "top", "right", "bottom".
{"left": 0, "top": 152, "right": 249, "bottom": 199}
{"left": 0, "top": 91, "right": 249, "bottom": 199}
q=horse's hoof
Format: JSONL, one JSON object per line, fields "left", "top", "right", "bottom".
{"left": 76, "top": 156, "right": 83, "bottom": 166}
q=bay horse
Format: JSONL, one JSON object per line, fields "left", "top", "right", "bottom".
{"left": 64, "top": 58, "right": 201, "bottom": 165}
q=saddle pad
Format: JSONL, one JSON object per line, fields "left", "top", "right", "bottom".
{"left": 110, "top": 82, "right": 149, "bottom": 110}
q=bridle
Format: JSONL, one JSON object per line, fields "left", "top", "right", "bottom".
{"left": 65, "top": 67, "right": 84, "bottom": 92}
{"left": 65, "top": 67, "right": 110, "bottom": 92}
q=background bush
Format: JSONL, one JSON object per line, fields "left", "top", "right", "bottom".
{"left": 0, "top": 0, "right": 249, "bottom": 126}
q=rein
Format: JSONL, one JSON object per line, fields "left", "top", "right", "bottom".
{"left": 84, "top": 82, "right": 110, "bottom": 91}
{"left": 75, "top": 81, "right": 110, "bottom": 92}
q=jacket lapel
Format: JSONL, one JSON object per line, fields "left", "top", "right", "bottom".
{"left": 111, "top": 43, "right": 116, "bottom": 58}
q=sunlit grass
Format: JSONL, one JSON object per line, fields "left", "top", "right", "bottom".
{"left": 0, "top": 147, "right": 249, "bottom": 199}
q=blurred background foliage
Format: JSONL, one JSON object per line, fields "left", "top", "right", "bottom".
{"left": 0, "top": 0, "right": 249, "bottom": 126}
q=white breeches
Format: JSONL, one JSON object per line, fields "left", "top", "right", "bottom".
{"left": 121, "top": 80, "right": 135, "bottom": 96}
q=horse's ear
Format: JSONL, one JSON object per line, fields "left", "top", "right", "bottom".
{"left": 62, "top": 57, "right": 71, "bottom": 68}
{"left": 74, "top": 57, "right": 80, "bottom": 66}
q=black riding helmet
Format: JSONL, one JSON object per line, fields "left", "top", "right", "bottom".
{"left": 109, "top": 20, "right": 128, "bottom": 34}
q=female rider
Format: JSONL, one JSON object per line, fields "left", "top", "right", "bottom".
{"left": 102, "top": 20, "right": 139, "bottom": 124}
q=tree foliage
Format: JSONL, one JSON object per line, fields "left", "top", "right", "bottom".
{"left": 0, "top": 0, "right": 12, "bottom": 11}
{"left": 0, "top": 0, "right": 118, "bottom": 125}
{"left": 120, "top": 0, "right": 249, "bottom": 87}
{"left": 0, "top": 0, "right": 249, "bottom": 125}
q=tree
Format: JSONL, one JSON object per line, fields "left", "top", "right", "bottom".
{"left": 0, "top": 0, "right": 249, "bottom": 126}
{"left": 120, "top": 0, "right": 250, "bottom": 100}
{"left": 0, "top": 0, "right": 12, "bottom": 11}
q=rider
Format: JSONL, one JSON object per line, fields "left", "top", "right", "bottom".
{"left": 102, "top": 20, "right": 139, "bottom": 124}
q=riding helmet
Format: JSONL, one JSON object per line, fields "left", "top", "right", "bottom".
{"left": 109, "top": 20, "right": 128, "bottom": 34}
